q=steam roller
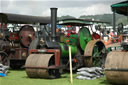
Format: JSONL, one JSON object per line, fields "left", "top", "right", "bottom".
{"left": 105, "top": 31, "right": 128, "bottom": 85}
{"left": 25, "top": 28, "right": 106, "bottom": 79}
{"left": 25, "top": 8, "right": 106, "bottom": 79}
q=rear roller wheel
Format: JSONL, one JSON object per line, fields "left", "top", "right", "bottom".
{"left": 84, "top": 40, "right": 106, "bottom": 67}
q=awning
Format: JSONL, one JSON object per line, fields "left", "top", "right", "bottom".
{"left": 0, "top": 13, "right": 51, "bottom": 24}
{"left": 57, "top": 18, "right": 92, "bottom": 26}
{"left": 111, "top": 1, "right": 128, "bottom": 16}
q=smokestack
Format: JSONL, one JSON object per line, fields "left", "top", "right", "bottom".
{"left": 50, "top": 8, "right": 57, "bottom": 42}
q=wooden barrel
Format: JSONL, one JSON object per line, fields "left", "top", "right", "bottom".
{"left": 105, "top": 51, "right": 128, "bottom": 85}
{"left": 25, "top": 54, "right": 54, "bottom": 78}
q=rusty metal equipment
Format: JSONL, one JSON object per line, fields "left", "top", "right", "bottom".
{"left": 25, "top": 8, "right": 106, "bottom": 78}
{"left": 26, "top": 49, "right": 60, "bottom": 78}
{"left": 0, "top": 13, "right": 51, "bottom": 68}
{"left": 8, "top": 25, "right": 36, "bottom": 69}
{"left": 105, "top": 1, "right": 128, "bottom": 85}
{"left": 0, "top": 25, "right": 34, "bottom": 68}
{"left": 105, "top": 51, "right": 128, "bottom": 85}
{"left": 84, "top": 40, "right": 106, "bottom": 67}
{"left": 26, "top": 54, "right": 55, "bottom": 78}
{"left": 105, "top": 33, "right": 128, "bottom": 84}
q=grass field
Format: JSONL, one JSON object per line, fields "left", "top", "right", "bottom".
{"left": 0, "top": 70, "right": 111, "bottom": 85}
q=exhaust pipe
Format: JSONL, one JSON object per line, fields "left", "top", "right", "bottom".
{"left": 50, "top": 8, "right": 58, "bottom": 42}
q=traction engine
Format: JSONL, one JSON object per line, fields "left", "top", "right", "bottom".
{"left": 25, "top": 8, "right": 106, "bottom": 78}
{"left": 0, "top": 24, "right": 35, "bottom": 69}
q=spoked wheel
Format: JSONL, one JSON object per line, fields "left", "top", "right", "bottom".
{"left": 0, "top": 51, "right": 10, "bottom": 66}
{"left": 92, "top": 44, "right": 106, "bottom": 67}
{"left": 84, "top": 40, "right": 106, "bottom": 67}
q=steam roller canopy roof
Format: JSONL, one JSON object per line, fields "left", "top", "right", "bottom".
{"left": 111, "top": 1, "right": 128, "bottom": 16}
{"left": 57, "top": 18, "right": 91, "bottom": 26}
{"left": 0, "top": 13, "right": 51, "bottom": 24}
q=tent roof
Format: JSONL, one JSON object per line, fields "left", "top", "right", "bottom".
{"left": 0, "top": 13, "right": 50, "bottom": 24}
{"left": 111, "top": 1, "right": 128, "bottom": 16}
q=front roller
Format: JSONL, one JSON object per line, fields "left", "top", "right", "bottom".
{"left": 25, "top": 54, "right": 60, "bottom": 79}
{"left": 105, "top": 51, "right": 128, "bottom": 85}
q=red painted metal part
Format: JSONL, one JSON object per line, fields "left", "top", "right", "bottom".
{"left": 9, "top": 48, "right": 28, "bottom": 60}
{"left": 9, "top": 33, "right": 19, "bottom": 41}
{"left": 29, "top": 49, "right": 60, "bottom": 66}
{"left": 91, "top": 33, "right": 101, "bottom": 40}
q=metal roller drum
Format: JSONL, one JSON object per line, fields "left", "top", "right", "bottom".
{"left": 25, "top": 54, "right": 60, "bottom": 78}
{"left": 105, "top": 51, "right": 128, "bottom": 85}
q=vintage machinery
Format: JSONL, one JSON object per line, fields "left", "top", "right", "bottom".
{"left": 105, "top": 32, "right": 128, "bottom": 85}
{"left": 105, "top": 1, "right": 128, "bottom": 85}
{"left": 25, "top": 8, "right": 106, "bottom": 78}
{"left": 9, "top": 25, "right": 35, "bottom": 69}
{"left": 0, "top": 13, "right": 50, "bottom": 68}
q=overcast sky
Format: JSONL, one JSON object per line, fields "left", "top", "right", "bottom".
{"left": 0, "top": 0, "right": 125, "bottom": 18}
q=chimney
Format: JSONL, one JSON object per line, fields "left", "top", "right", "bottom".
{"left": 50, "top": 8, "right": 57, "bottom": 42}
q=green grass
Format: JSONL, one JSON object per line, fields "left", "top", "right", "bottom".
{"left": 0, "top": 70, "right": 111, "bottom": 85}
